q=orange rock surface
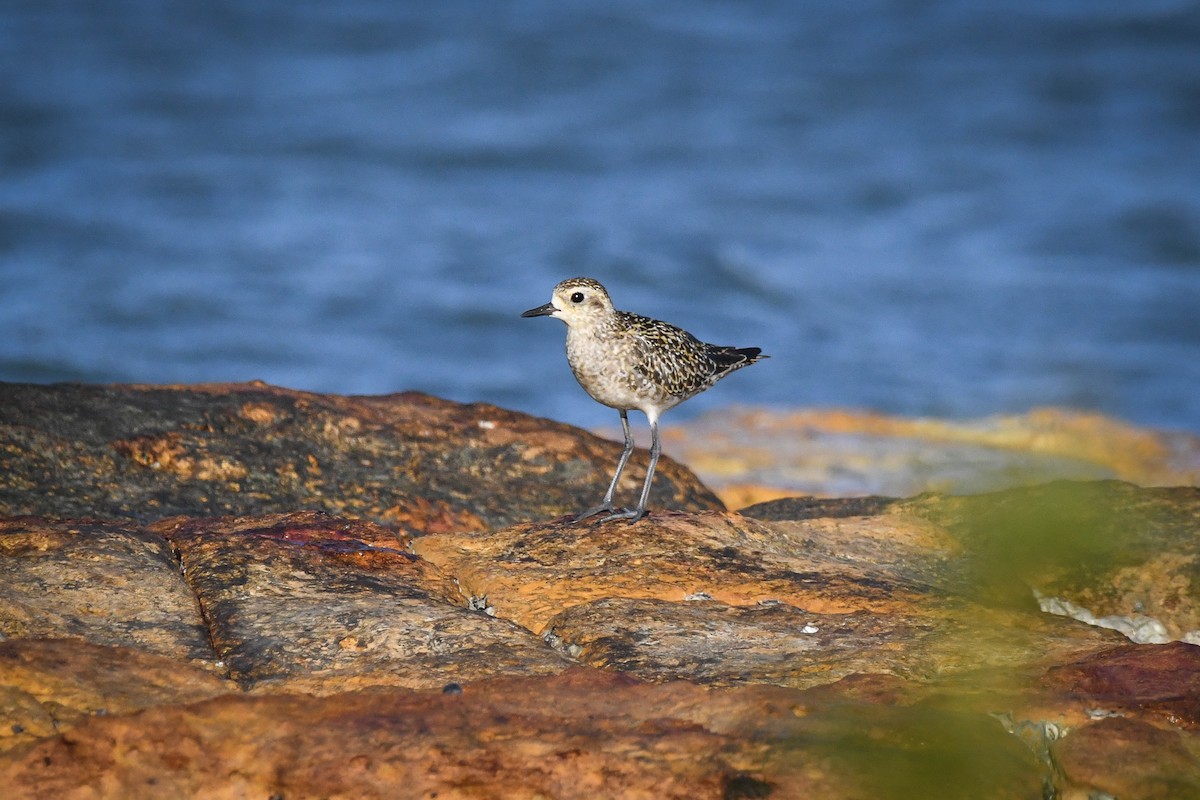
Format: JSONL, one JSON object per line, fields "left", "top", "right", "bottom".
{"left": 1, "top": 383, "right": 1198, "bottom": 797}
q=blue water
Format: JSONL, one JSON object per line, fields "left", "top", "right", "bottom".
{"left": 3, "top": 1, "right": 1199, "bottom": 433}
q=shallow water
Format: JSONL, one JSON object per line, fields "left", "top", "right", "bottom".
{"left": 2, "top": 1, "right": 1198, "bottom": 432}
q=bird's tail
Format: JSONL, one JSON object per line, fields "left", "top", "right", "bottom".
{"left": 734, "top": 346, "right": 764, "bottom": 361}
{"left": 709, "top": 345, "right": 766, "bottom": 371}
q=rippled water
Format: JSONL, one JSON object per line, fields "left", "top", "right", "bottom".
{"left": 2, "top": 1, "right": 1198, "bottom": 431}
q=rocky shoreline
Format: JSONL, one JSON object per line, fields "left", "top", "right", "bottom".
{"left": 1, "top": 382, "right": 1198, "bottom": 798}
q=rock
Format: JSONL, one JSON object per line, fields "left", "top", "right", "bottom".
{"left": 3, "top": 650, "right": 1196, "bottom": 799}
{"left": 0, "top": 517, "right": 213, "bottom": 664}
{"left": 3, "top": 649, "right": 1198, "bottom": 798}
{"left": 0, "top": 639, "right": 233, "bottom": 755}
{"left": 416, "top": 509, "right": 1126, "bottom": 690}
{"left": 901, "top": 481, "right": 1200, "bottom": 642}
{"left": 1035, "top": 640, "right": 1200, "bottom": 800}
{"left": 412, "top": 511, "right": 951, "bottom": 635}
{"left": 543, "top": 596, "right": 1123, "bottom": 689}
{"left": 0, "top": 381, "right": 723, "bottom": 529}
{"left": 661, "top": 406, "right": 1200, "bottom": 504}
{"left": 746, "top": 481, "right": 1200, "bottom": 644}
{"left": 1040, "top": 641, "right": 1200, "bottom": 728}
{"left": 2, "top": 383, "right": 1200, "bottom": 798}
{"left": 0, "top": 668, "right": 1051, "bottom": 800}
{"left": 740, "top": 494, "right": 899, "bottom": 520}
{"left": 152, "top": 511, "right": 571, "bottom": 693}
{"left": 1050, "top": 717, "right": 1200, "bottom": 799}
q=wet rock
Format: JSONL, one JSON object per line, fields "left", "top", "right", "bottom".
{"left": 987, "top": 642, "right": 1200, "bottom": 798}
{"left": 1051, "top": 717, "right": 1200, "bottom": 799}
{"left": 153, "top": 511, "right": 572, "bottom": 693}
{"left": 0, "top": 381, "right": 722, "bottom": 529}
{"left": 746, "top": 481, "right": 1200, "bottom": 644}
{"left": 0, "top": 669, "right": 1049, "bottom": 800}
{"left": 0, "top": 517, "right": 213, "bottom": 664}
{"left": 1041, "top": 641, "right": 1200, "bottom": 728}
{"left": 902, "top": 481, "right": 1200, "bottom": 641}
{"left": 4, "top": 650, "right": 1196, "bottom": 799}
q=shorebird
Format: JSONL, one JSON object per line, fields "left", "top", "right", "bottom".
{"left": 522, "top": 277, "right": 765, "bottom": 523}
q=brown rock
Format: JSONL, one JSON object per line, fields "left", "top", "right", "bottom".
{"left": 0, "top": 669, "right": 1049, "bottom": 800}
{"left": 416, "top": 506, "right": 1129, "bottom": 691}
{"left": 0, "top": 382, "right": 723, "bottom": 530}
{"left": 1042, "top": 641, "right": 1200, "bottom": 728}
{"left": 740, "top": 494, "right": 899, "bottom": 520}
{"left": 154, "top": 511, "right": 571, "bottom": 692}
{"left": 0, "top": 639, "right": 233, "bottom": 755}
{"left": 545, "top": 596, "right": 1124, "bottom": 689}
{"left": 1051, "top": 717, "right": 1200, "bottom": 799}
{"left": 0, "top": 517, "right": 213, "bottom": 664}
{"left": 2, "top": 382, "right": 1198, "bottom": 798}
{"left": 412, "top": 511, "right": 946, "bottom": 635}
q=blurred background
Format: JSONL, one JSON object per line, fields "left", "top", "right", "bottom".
{"left": 2, "top": 0, "right": 1198, "bottom": 433}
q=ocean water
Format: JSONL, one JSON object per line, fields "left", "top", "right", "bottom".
{"left": 2, "top": 1, "right": 1198, "bottom": 433}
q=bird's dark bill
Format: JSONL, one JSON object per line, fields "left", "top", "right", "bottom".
{"left": 521, "top": 303, "right": 555, "bottom": 317}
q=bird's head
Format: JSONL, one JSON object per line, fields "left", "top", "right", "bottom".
{"left": 521, "top": 277, "right": 614, "bottom": 326}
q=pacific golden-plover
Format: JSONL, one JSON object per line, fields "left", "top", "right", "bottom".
{"left": 522, "top": 276, "right": 766, "bottom": 523}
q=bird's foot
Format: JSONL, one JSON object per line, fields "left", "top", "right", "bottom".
{"left": 598, "top": 507, "right": 647, "bottom": 524}
{"left": 572, "top": 504, "right": 648, "bottom": 524}
{"left": 572, "top": 503, "right": 618, "bottom": 524}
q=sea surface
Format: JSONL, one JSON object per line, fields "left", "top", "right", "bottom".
{"left": 3, "top": 1, "right": 1199, "bottom": 433}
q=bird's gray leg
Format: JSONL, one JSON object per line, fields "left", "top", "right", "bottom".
{"left": 601, "top": 415, "right": 658, "bottom": 523}
{"left": 573, "top": 410, "right": 634, "bottom": 522}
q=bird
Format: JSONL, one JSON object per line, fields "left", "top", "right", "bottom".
{"left": 522, "top": 277, "right": 765, "bottom": 523}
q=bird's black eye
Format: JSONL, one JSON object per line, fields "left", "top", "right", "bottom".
{"left": 570, "top": 292, "right": 585, "bottom": 304}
